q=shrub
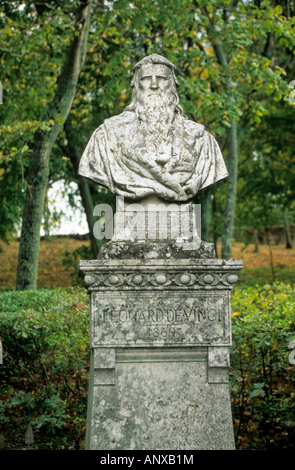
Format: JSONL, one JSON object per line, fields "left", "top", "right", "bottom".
{"left": 0, "top": 288, "right": 90, "bottom": 450}
{"left": 231, "top": 282, "right": 295, "bottom": 449}
{"left": 62, "top": 244, "right": 93, "bottom": 286}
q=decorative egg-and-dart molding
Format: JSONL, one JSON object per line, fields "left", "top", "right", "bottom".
{"left": 81, "top": 264, "right": 242, "bottom": 291}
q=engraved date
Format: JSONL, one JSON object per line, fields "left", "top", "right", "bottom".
{"left": 146, "top": 325, "right": 183, "bottom": 341}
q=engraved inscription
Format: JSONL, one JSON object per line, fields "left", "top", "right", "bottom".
{"left": 92, "top": 293, "right": 230, "bottom": 347}
{"left": 101, "top": 301, "right": 223, "bottom": 325}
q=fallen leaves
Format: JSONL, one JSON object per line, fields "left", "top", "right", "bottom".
{"left": 0, "top": 238, "right": 88, "bottom": 290}
{"left": 0, "top": 238, "right": 294, "bottom": 290}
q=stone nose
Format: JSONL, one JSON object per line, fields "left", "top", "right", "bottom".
{"left": 150, "top": 75, "right": 158, "bottom": 89}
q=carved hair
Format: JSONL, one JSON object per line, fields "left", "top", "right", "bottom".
{"left": 132, "top": 54, "right": 179, "bottom": 86}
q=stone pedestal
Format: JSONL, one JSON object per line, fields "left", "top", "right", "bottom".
{"left": 77, "top": 52, "right": 238, "bottom": 452}
{"left": 79, "top": 248, "right": 242, "bottom": 450}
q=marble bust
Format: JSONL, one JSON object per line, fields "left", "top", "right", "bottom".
{"left": 78, "top": 54, "right": 228, "bottom": 202}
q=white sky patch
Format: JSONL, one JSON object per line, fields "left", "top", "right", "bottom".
{"left": 41, "top": 180, "right": 88, "bottom": 236}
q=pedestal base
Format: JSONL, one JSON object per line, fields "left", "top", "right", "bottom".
{"left": 79, "top": 257, "right": 242, "bottom": 450}
{"left": 86, "top": 346, "right": 235, "bottom": 450}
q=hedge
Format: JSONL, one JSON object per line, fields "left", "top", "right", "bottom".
{"left": 0, "top": 288, "right": 90, "bottom": 450}
{"left": 230, "top": 282, "right": 295, "bottom": 449}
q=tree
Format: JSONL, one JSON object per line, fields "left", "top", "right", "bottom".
{"left": 1, "top": 0, "right": 294, "bottom": 287}
{"left": 62, "top": 118, "right": 102, "bottom": 258}
{"left": 16, "top": 0, "right": 92, "bottom": 290}
{"left": 235, "top": 103, "right": 295, "bottom": 250}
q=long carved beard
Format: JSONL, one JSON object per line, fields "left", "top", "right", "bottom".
{"left": 136, "top": 92, "right": 176, "bottom": 143}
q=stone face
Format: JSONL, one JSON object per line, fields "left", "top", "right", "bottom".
{"left": 78, "top": 54, "right": 228, "bottom": 203}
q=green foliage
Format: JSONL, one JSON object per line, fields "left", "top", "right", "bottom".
{"left": 237, "top": 266, "right": 295, "bottom": 287}
{"left": 62, "top": 243, "right": 94, "bottom": 286}
{"left": 0, "top": 287, "right": 90, "bottom": 450}
{"left": 231, "top": 283, "right": 295, "bottom": 449}
{"left": 0, "top": 1, "right": 90, "bottom": 242}
{"left": 235, "top": 104, "right": 295, "bottom": 235}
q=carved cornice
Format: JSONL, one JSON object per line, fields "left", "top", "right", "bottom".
{"left": 79, "top": 259, "right": 243, "bottom": 291}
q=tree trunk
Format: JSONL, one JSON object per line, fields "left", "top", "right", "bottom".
{"left": 211, "top": 40, "right": 239, "bottom": 260}
{"left": 43, "top": 189, "right": 50, "bottom": 240}
{"left": 201, "top": 187, "right": 212, "bottom": 242}
{"left": 197, "top": 6, "right": 239, "bottom": 260}
{"left": 78, "top": 179, "right": 102, "bottom": 258}
{"left": 16, "top": 0, "right": 92, "bottom": 290}
{"left": 221, "top": 119, "right": 238, "bottom": 259}
{"left": 253, "top": 228, "right": 259, "bottom": 253}
{"left": 64, "top": 119, "right": 102, "bottom": 258}
{"left": 266, "top": 228, "right": 276, "bottom": 283}
{"left": 283, "top": 208, "right": 293, "bottom": 249}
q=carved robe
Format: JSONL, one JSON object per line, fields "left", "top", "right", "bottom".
{"left": 78, "top": 110, "right": 228, "bottom": 202}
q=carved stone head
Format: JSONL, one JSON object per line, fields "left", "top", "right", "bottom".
{"left": 131, "top": 53, "right": 179, "bottom": 87}
{"left": 126, "top": 53, "right": 184, "bottom": 118}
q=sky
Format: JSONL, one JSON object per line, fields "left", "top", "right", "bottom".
{"left": 40, "top": 180, "right": 89, "bottom": 236}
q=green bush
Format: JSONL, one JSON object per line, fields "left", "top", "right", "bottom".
{"left": 0, "top": 288, "right": 90, "bottom": 450}
{"left": 62, "top": 244, "right": 93, "bottom": 286}
{"left": 231, "top": 282, "right": 295, "bottom": 449}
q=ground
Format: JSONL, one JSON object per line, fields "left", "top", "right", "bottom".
{"left": 0, "top": 237, "right": 294, "bottom": 290}
{"left": 0, "top": 237, "right": 87, "bottom": 290}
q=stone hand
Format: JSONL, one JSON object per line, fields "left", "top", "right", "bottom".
{"left": 156, "top": 153, "right": 171, "bottom": 165}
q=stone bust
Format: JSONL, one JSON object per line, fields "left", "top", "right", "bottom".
{"left": 78, "top": 54, "right": 228, "bottom": 202}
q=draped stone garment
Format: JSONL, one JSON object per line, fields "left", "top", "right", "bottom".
{"left": 78, "top": 110, "right": 228, "bottom": 202}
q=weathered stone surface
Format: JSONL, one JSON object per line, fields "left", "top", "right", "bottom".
{"left": 86, "top": 347, "right": 235, "bottom": 450}
{"left": 80, "top": 258, "right": 242, "bottom": 291}
{"left": 78, "top": 53, "right": 242, "bottom": 451}
{"left": 79, "top": 258, "right": 243, "bottom": 450}
{"left": 112, "top": 194, "right": 201, "bottom": 243}
{"left": 100, "top": 239, "right": 215, "bottom": 260}
{"left": 78, "top": 54, "right": 228, "bottom": 203}
{"left": 91, "top": 292, "right": 230, "bottom": 347}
